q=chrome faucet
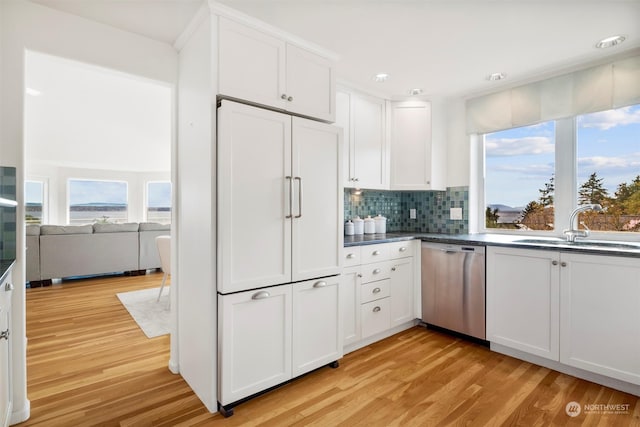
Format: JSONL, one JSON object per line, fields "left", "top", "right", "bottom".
{"left": 563, "top": 204, "right": 603, "bottom": 242}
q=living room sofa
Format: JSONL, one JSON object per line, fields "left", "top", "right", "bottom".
{"left": 26, "top": 222, "right": 170, "bottom": 285}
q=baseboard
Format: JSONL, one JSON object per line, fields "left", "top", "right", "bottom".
{"left": 168, "top": 358, "right": 179, "bottom": 374}
{"left": 10, "top": 398, "right": 30, "bottom": 425}
{"left": 344, "top": 319, "right": 419, "bottom": 355}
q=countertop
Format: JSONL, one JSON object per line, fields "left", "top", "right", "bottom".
{"left": 345, "top": 232, "right": 640, "bottom": 258}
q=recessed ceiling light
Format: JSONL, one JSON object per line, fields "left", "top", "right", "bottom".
{"left": 26, "top": 87, "right": 42, "bottom": 96}
{"left": 408, "top": 88, "right": 423, "bottom": 95}
{"left": 595, "top": 35, "right": 626, "bottom": 49}
{"left": 374, "top": 73, "right": 389, "bottom": 82}
{"left": 487, "top": 72, "right": 506, "bottom": 81}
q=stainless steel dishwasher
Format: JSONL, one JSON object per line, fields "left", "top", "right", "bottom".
{"left": 421, "top": 242, "right": 486, "bottom": 340}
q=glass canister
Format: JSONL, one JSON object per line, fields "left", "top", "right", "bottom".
{"left": 374, "top": 214, "right": 387, "bottom": 234}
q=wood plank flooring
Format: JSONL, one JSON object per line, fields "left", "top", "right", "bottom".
{"left": 21, "top": 273, "right": 640, "bottom": 426}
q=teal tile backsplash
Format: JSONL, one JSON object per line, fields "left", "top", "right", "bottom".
{"left": 344, "top": 186, "right": 469, "bottom": 234}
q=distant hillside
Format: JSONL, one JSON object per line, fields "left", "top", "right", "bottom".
{"left": 488, "top": 204, "right": 523, "bottom": 212}
{"left": 70, "top": 203, "right": 127, "bottom": 211}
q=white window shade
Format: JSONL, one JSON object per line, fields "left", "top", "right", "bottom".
{"left": 466, "top": 54, "right": 640, "bottom": 134}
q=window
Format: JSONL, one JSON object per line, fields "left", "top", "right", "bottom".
{"left": 68, "top": 179, "right": 128, "bottom": 225}
{"left": 25, "top": 180, "right": 45, "bottom": 224}
{"left": 482, "top": 103, "right": 640, "bottom": 236}
{"left": 484, "top": 122, "right": 555, "bottom": 231}
{"left": 146, "top": 181, "right": 171, "bottom": 223}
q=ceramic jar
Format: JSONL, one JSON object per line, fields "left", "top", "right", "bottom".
{"left": 344, "top": 220, "right": 355, "bottom": 236}
{"left": 364, "top": 215, "right": 376, "bottom": 234}
{"left": 352, "top": 216, "right": 364, "bottom": 235}
{"left": 374, "top": 214, "right": 387, "bottom": 234}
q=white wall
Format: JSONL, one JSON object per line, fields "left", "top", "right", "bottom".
{"left": 0, "top": 1, "right": 177, "bottom": 423}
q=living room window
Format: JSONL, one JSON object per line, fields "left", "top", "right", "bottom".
{"left": 481, "top": 103, "right": 640, "bottom": 236}
{"left": 68, "top": 179, "right": 128, "bottom": 225}
{"left": 26, "top": 180, "right": 45, "bottom": 224}
{"left": 146, "top": 181, "right": 171, "bottom": 223}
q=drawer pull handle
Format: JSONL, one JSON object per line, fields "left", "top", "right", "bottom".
{"left": 561, "top": 262, "right": 567, "bottom": 267}
{"left": 391, "top": 267, "right": 396, "bottom": 271}
{"left": 399, "top": 247, "right": 407, "bottom": 252}
{"left": 372, "top": 250, "right": 381, "bottom": 256}
{"left": 372, "top": 287, "right": 381, "bottom": 294}
{"left": 251, "top": 291, "right": 270, "bottom": 300}
{"left": 357, "top": 274, "right": 363, "bottom": 278}
{"left": 373, "top": 306, "right": 381, "bottom": 313}
{"left": 372, "top": 268, "right": 381, "bottom": 274}
{"left": 313, "top": 281, "right": 327, "bottom": 288}
{"left": 346, "top": 253, "right": 355, "bottom": 259}
{"left": 552, "top": 260, "right": 558, "bottom": 266}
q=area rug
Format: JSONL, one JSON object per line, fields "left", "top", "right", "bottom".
{"left": 116, "top": 287, "right": 170, "bottom": 338}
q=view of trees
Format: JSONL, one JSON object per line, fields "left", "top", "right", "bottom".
{"left": 487, "top": 173, "right": 640, "bottom": 232}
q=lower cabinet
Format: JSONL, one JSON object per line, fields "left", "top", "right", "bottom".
{"left": 0, "top": 270, "right": 12, "bottom": 427}
{"left": 218, "top": 277, "right": 342, "bottom": 409}
{"left": 487, "top": 246, "right": 640, "bottom": 386}
{"left": 341, "top": 240, "right": 419, "bottom": 352}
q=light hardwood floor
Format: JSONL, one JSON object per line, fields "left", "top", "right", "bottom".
{"left": 21, "top": 273, "right": 640, "bottom": 426}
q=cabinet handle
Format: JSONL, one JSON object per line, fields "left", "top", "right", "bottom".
{"left": 399, "top": 247, "right": 407, "bottom": 252}
{"left": 281, "top": 94, "right": 288, "bottom": 100}
{"left": 5, "top": 282, "right": 13, "bottom": 291}
{"left": 354, "top": 178, "right": 359, "bottom": 182}
{"left": 313, "top": 281, "right": 327, "bottom": 288}
{"left": 285, "top": 176, "right": 293, "bottom": 219}
{"left": 372, "top": 268, "right": 381, "bottom": 274}
{"left": 294, "top": 176, "right": 303, "bottom": 218}
{"left": 372, "top": 287, "right": 381, "bottom": 294}
{"left": 251, "top": 291, "right": 270, "bottom": 300}
{"left": 552, "top": 260, "right": 558, "bottom": 266}
{"left": 0, "top": 329, "right": 8, "bottom": 341}
{"left": 287, "top": 96, "right": 293, "bottom": 102}
{"left": 346, "top": 253, "right": 355, "bottom": 259}
{"left": 357, "top": 274, "right": 363, "bottom": 278}
{"left": 391, "top": 267, "right": 396, "bottom": 271}
{"left": 373, "top": 306, "right": 381, "bottom": 313}
{"left": 372, "top": 250, "right": 381, "bottom": 256}
{"left": 561, "top": 262, "right": 567, "bottom": 267}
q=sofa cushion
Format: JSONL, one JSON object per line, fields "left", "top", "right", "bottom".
{"left": 40, "top": 225, "right": 93, "bottom": 235}
{"left": 93, "top": 223, "right": 139, "bottom": 233}
{"left": 138, "top": 222, "right": 170, "bottom": 231}
{"left": 26, "top": 224, "right": 41, "bottom": 236}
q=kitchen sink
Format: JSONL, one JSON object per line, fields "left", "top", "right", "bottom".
{"left": 514, "top": 238, "right": 640, "bottom": 250}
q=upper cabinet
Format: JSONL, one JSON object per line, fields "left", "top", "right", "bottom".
{"left": 335, "top": 88, "right": 389, "bottom": 190}
{"left": 218, "top": 17, "right": 336, "bottom": 122}
{"left": 390, "top": 101, "right": 444, "bottom": 191}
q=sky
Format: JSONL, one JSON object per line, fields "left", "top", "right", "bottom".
{"left": 485, "top": 104, "right": 640, "bottom": 208}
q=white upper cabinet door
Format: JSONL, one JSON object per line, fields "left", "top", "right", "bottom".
{"left": 292, "top": 277, "right": 342, "bottom": 377}
{"left": 291, "top": 117, "right": 342, "bottom": 282}
{"left": 390, "top": 101, "right": 439, "bottom": 190}
{"left": 285, "top": 44, "right": 335, "bottom": 122}
{"left": 335, "top": 90, "right": 353, "bottom": 187}
{"left": 217, "top": 101, "right": 292, "bottom": 293}
{"left": 559, "top": 253, "right": 640, "bottom": 385}
{"left": 218, "top": 284, "right": 292, "bottom": 405}
{"left": 351, "top": 94, "right": 388, "bottom": 189}
{"left": 218, "top": 17, "right": 286, "bottom": 110}
{"left": 486, "top": 247, "right": 560, "bottom": 361}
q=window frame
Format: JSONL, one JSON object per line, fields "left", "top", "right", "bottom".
{"left": 25, "top": 178, "right": 48, "bottom": 225}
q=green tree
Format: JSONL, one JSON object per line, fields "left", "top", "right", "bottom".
{"left": 485, "top": 206, "right": 499, "bottom": 228}
{"left": 578, "top": 172, "right": 609, "bottom": 205}
{"left": 538, "top": 174, "right": 554, "bottom": 207}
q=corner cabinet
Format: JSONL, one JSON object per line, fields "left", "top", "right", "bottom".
{"left": 335, "top": 88, "right": 388, "bottom": 189}
{"left": 390, "top": 101, "right": 444, "bottom": 191}
{"left": 218, "top": 16, "right": 335, "bottom": 122}
{"left": 0, "top": 270, "right": 13, "bottom": 427}
{"left": 487, "top": 246, "right": 640, "bottom": 386}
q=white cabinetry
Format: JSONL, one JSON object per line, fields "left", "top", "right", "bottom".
{"left": 217, "top": 100, "right": 342, "bottom": 294}
{"left": 559, "top": 252, "right": 640, "bottom": 385}
{"left": 0, "top": 271, "right": 14, "bottom": 427}
{"left": 335, "top": 88, "right": 388, "bottom": 189}
{"left": 218, "top": 284, "right": 291, "bottom": 406}
{"left": 218, "top": 16, "right": 335, "bottom": 122}
{"left": 486, "top": 246, "right": 559, "bottom": 360}
{"left": 390, "top": 101, "right": 443, "bottom": 191}
{"left": 341, "top": 241, "right": 419, "bottom": 353}
{"left": 487, "top": 246, "right": 640, "bottom": 386}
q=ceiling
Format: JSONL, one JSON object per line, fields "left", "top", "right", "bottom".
{"left": 29, "top": 0, "right": 640, "bottom": 100}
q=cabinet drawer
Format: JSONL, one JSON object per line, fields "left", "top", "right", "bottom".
{"left": 361, "top": 279, "right": 390, "bottom": 304}
{"left": 343, "top": 247, "right": 362, "bottom": 267}
{"left": 360, "top": 261, "right": 392, "bottom": 283}
{"left": 360, "top": 244, "right": 390, "bottom": 264}
{"left": 361, "top": 298, "right": 391, "bottom": 338}
{"left": 388, "top": 240, "right": 413, "bottom": 259}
